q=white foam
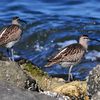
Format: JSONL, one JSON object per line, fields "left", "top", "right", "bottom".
{"left": 14, "top": 55, "right": 20, "bottom": 58}
{"left": 34, "top": 42, "right": 44, "bottom": 52}
{"left": 85, "top": 50, "right": 100, "bottom": 61}
{"left": 10, "top": 55, "right": 20, "bottom": 60}
{"left": 58, "top": 40, "right": 77, "bottom": 49}
{"left": 34, "top": 40, "right": 77, "bottom": 52}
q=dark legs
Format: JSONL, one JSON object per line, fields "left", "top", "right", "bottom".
{"left": 7, "top": 47, "right": 14, "bottom": 61}
{"left": 7, "top": 48, "right": 11, "bottom": 61}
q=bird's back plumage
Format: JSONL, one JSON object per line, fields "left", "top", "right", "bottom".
{"left": 45, "top": 43, "right": 86, "bottom": 67}
{"left": 0, "top": 24, "right": 22, "bottom": 46}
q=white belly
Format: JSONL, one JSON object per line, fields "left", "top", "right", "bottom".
{"left": 4, "top": 37, "right": 21, "bottom": 48}
{"left": 57, "top": 60, "right": 81, "bottom": 68}
{"left": 5, "top": 41, "right": 15, "bottom": 48}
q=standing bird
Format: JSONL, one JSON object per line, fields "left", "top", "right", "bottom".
{"left": 45, "top": 35, "right": 99, "bottom": 82}
{"left": 0, "top": 17, "right": 27, "bottom": 61}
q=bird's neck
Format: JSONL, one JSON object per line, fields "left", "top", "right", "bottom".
{"left": 12, "top": 20, "right": 20, "bottom": 26}
{"left": 79, "top": 40, "right": 88, "bottom": 50}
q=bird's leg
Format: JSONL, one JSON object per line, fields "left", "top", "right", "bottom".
{"left": 11, "top": 47, "right": 14, "bottom": 61}
{"left": 68, "top": 65, "right": 73, "bottom": 82}
{"left": 7, "top": 48, "right": 11, "bottom": 61}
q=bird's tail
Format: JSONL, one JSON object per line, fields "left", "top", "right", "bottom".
{"left": 44, "top": 61, "right": 56, "bottom": 67}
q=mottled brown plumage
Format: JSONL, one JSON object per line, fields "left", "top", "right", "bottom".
{"left": 45, "top": 35, "right": 96, "bottom": 81}
{"left": 0, "top": 25, "right": 22, "bottom": 46}
{"left": 0, "top": 17, "right": 27, "bottom": 61}
{"left": 49, "top": 44, "right": 85, "bottom": 62}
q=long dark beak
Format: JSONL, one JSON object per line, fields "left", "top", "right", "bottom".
{"left": 19, "top": 19, "right": 27, "bottom": 24}
{"left": 89, "top": 38, "right": 100, "bottom": 42}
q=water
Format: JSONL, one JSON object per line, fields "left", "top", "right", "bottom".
{"left": 0, "top": 0, "right": 100, "bottom": 79}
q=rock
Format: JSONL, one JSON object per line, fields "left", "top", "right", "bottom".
{"left": 0, "top": 80, "right": 57, "bottom": 100}
{"left": 0, "top": 60, "right": 65, "bottom": 91}
{"left": 52, "top": 81, "right": 89, "bottom": 100}
{"left": 91, "top": 91, "right": 100, "bottom": 100}
{"left": 21, "top": 63, "right": 65, "bottom": 91}
{"left": 86, "top": 64, "right": 100, "bottom": 99}
{"left": 0, "top": 60, "right": 37, "bottom": 90}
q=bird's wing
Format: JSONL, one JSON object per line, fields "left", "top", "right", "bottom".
{"left": 49, "top": 43, "right": 86, "bottom": 62}
{"left": 0, "top": 24, "right": 22, "bottom": 45}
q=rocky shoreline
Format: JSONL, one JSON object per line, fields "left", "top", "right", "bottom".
{"left": 0, "top": 81, "right": 57, "bottom": 100}
{"left": 0, "top": 57, "right": 99, "bottom": 100}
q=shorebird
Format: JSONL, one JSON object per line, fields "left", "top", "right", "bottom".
{"left": 0, "top": 17, "right": 27, "bottom": 61}
{"left": 45, "top": 35, "right": 99, "bottom": 82}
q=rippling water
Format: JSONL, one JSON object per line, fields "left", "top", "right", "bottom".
{"left": 0, "top": 0, "right": 100, "bottom": 79}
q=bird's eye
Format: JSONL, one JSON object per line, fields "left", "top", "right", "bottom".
{"left": 84, "top": 37, "right": 88, "bottom": 39}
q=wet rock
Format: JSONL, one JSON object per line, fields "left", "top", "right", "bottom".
{"left": 0, "top": 80, "right": 57, "bottom": 100}
{"left": 0, "top": 60, "right": 37, "bottom": 90}
{"left": 86, "top": 64, "right": 100, "bottom": 99}
{"left": 91, "top": 91, "right": 100, "bottom": 100}
{"left": 0, "top": 51, "right": 9, "bottom": 61}
{"left": 52, "top": 81, "right": 89, "bottom": 100}
{"left": 0, "top": 59, "right": 65, "bottom": 91}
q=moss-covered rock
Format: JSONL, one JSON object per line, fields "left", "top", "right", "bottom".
{"left": 0, "top": 58, "right": 95, "bottom": 100}
{"left": 0, "top": 58, "right": 65, "bottom": 91}
{"left": 21, "top": 63, "right": 65, "bottom": 91}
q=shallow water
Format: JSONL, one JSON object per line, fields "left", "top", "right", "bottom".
{"left": 0, "top": 0, "right": 100, "bottom": 79}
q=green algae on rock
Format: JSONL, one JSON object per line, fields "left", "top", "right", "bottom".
{"left": 21, "top": 63, "right": 65, "bottom": 91}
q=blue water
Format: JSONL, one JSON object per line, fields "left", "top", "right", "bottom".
{"left": 0, "top": 0, "right": 100, "bottom": 79}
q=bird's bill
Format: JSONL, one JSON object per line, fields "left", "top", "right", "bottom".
{"left": 89, "top": 38, "right": 100, "bottom": 42}
{"left": 19, "top": 19, "right": 27, "bottom": 24}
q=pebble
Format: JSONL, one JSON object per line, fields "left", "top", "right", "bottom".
{"left": 40, "top": 91, "right": 70, "bottom": 100}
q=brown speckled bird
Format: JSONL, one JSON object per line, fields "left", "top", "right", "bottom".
{"left": 45, "top": 35, "right": 99, "bottom": 82}
{"left": 0, "top": 17, "right": 27, "bottom": 61}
